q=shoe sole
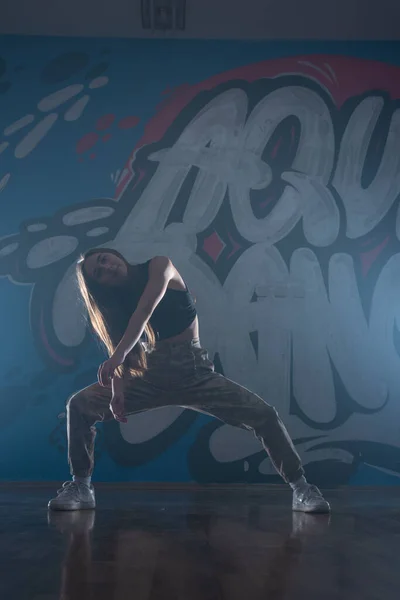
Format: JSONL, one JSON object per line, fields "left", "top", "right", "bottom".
{"left": 48, "top": 503, "right": 96, "bottom": 512}
{"left": 293, "top": 504, "right": 331, "bottom": 514}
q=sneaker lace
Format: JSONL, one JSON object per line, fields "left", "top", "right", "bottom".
{"left": 56, "top": 481, "right": 81, "bottom": 498}
{"left": 298, "top": 484, "right": 322, "bottom": 502}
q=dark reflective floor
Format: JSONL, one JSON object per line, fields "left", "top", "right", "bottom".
{"left": 1, "top": 486, "right": 400, "bottom": 599}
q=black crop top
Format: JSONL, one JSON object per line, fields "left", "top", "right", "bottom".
{"left": 138, "top": 260, "right": 197, "bottom": 341}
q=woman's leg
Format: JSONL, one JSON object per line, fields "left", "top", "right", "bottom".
{"left": 170, "top": 344, "right": 330, "bottom": 513}
{"left": 176, "top": 351, "right": 303, "bottom": 484}
{"left": 49, "top": 377, "right": 168, "bottom": 511}
{"left": 66, "top": 382, "right": 112, "bottom": 479}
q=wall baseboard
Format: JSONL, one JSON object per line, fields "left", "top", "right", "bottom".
{"left": 0, "top": 481, "right": 287, "bottom": 490}
{"left": 0, "top": 481, "right": 399, "bottom": 491}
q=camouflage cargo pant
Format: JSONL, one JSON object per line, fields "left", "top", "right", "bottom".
{"left": 67, "top": 339, "right": 304, "bottom": 483}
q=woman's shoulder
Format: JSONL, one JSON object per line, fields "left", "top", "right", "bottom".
{"left": 135, "top": 257, "right": 175, "bottom": 283}
{"left": 148, "top": 255, "right": 171, "bottom": 266}
{"left": 148, "top": 256, "right": 174, "bottom": 275}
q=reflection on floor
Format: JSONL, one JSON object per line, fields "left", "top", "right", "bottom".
{"left": 0, "top": 486, "right": 399, "bottom": 599}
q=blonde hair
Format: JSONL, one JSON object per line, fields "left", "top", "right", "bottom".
{"left": 76, "top": 248, "right": 155, "bottom": 378}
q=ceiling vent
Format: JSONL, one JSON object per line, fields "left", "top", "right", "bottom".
{"left": 141, "top": 0, "right": 186, "bottom": 31}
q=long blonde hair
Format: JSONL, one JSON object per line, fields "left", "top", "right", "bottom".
{"left": 76, "top": 248, "right": 156, "bottom": 377}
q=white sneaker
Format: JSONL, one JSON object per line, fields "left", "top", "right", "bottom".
{"left": 292, "top": 485, "right": 330, "bottom": 514}
{"left": 48, "top": 481, "right": 96, "bottom": 511}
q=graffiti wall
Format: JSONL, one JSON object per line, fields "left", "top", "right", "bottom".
{"left": 1, "top": 36, "right": 400, "bottom": 484}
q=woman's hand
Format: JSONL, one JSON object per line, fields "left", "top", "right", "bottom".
{"left": 110, "top": 392, "right": 128, "bottom": 423}
{"left": 98, "top": 352, "right": 124, "bottom": 387}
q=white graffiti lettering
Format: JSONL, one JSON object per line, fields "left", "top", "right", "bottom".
{"left": 5, "top": 77, "right": 400, "bottom": 476}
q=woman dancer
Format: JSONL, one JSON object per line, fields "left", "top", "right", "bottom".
{"left": 49, "top": 249, "right": 330, "bottom": 514}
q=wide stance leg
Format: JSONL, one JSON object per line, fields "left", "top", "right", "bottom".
{"left": 174, "top": 347, "right": 330, "bottom": 513}
{"left": 48, "top": 383, "right": 112, "bottom": 511}
{"left": 178, "top": 370, "right": 304, "bottom": 484}
{"left": 49, "top": 377, "right": 168, "bottom": 511}
{"left": 67, "top": 383, "right": 113, "bottom": 478}
{"left": 67, "top": 375, "right": 168, "bottom": 478}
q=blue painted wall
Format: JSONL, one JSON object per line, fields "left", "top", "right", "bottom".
{"left": 1, "top": 36, "right": 400, "bottom": 485}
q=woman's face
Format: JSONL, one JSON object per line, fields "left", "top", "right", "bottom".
{"left": 84, "top": 251, "right": 129, "bottom": 287}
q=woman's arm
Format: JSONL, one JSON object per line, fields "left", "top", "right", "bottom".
{"left": 98, "top": 256, "right": 173, "bottom": 386}
{"left": 114, "top": 256, "right": 173, "bottom": 360}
